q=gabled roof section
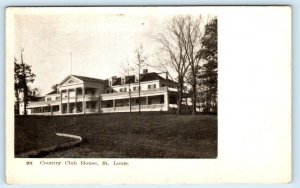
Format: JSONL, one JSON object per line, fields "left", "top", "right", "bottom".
{"left": 72, "top": 75, "right": 106, "bottom": 84}
{"left": 58, "top": 75, "right": 82, "bottom": 86}
{"left": 58, "top": 75, "right": 105, "bottom": 86}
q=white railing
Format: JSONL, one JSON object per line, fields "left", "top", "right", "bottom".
{"left": 30, "top": 112, "right": 52, "bottom": 115}
{"left": 101, "top": 107, "right": 115, "bottom": 113}
{"left": 85, "top": 108, "right": 99, "bottom": 113}
{"left": 101, "top": 104, "right": 165, "bottom": 113}
{"left": 101, "top": 87, "right": 168, "bottom": 98}
{"left": 169, "top": 104, "right": 178, "bottom": 108}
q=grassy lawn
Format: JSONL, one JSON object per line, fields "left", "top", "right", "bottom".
{"left": 15, "top": 113, "right": 217, "bottom": 158}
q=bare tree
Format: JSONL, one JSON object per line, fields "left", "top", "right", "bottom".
{"left": 120, "top": 60, "right": 135, "bottom": 112}
{"left": 156, "top": 16, "right": 192, "bottom": 115}
{"left": 181, "top": 16, "right": 205, "bottom": 115}
{"left": 134, "top": 45, "right": 147, "bottom": 114}
{"left": 156, "top": 15, "right": 210, "bottom": 115}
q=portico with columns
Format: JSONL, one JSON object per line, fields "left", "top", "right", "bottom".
{"left": 57, "top": 75, "right": 105, "bottom": 115}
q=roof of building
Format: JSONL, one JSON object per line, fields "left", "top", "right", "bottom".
{"left": 107, "top": 72, "right": 177, "bottom": 86}
{"left": 72, "top": 75, "right": 106, "bottom": 84}
{"left": 45, "top": 90, "right": 59, "bottom": 96}
{"left": 28, "top": 96, "right": 45, "bottom": 102}
{"left": 58, "top": 72, "right": 176, "bottom": 88}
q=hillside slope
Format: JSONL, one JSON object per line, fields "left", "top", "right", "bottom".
{"left": 15, "top": 113, "right": 217, "bottom": 158}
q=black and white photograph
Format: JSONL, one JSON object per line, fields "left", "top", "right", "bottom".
{"left": 6, "top": 7, "right": 291, "bottom": 184}
{"left": 12, "top": 8, "right": 218, "bottom": 158}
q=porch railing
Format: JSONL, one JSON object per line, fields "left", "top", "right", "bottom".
{"left": 101, "top": 104, "right": 165, "bottom": 113}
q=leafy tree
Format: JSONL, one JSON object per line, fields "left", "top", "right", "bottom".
{"left": 51, "top": 84, "right": 59, "bottom": 93}
{"left": 197, "top": 17, "right": 218, "bottom": 113}
{"left": 14, "top": 49, "right": 36, "bottom": 115}
{"left": 14, "top": 57, "right": 21, "bottom": 115}
{"left": 28, "top": 87, "right": 40, "bottom": 98}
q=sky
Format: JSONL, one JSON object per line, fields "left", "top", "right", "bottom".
{"left": 12, "top": 7, "right": 209, "bottom": 95}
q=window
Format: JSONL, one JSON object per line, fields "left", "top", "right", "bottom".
{"left": 119, "top": 88, "right": 127, "bottom": 92}
{"left": 148, "top": 98, "right": 152, "bottom": 105}
{"left": 55, "top": 97, "right": 59, "bottom": 100}
{"left": 160, "top": 96, "right": 164, "bottom": 104}
{"left": 91, "top": 91, "right": 95, "bottom": 95}
{"left": 46, "top": 98, "right": 51, "bottom": 101}
{"left": 91, "top": 102, "right": 96, "bottom": 109}
{"left": 136, "top": 98, "right": 140, "bottom": 104}
{"left": 121, "top": 77, "right": 125, "bottom": 84}
{"left": 148, "top": 84, "right": 156, "bottom": 89}
{"left": 170, "top": 95, "right": 177, "bottom": 104}
{"left": 109, "top": 80, "right": 112, "bottom": 86}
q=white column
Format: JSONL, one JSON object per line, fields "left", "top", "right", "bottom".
{"left": 113, "top": 99, "right": 115, "bottom": 111}
{"left": 164, "top": 91, "right": 169, "bottom": 111}
{"left": 82, "top": 87, "right": 86, "bottom": 114}
{"left": 60, "top": 91, "right": 62, "bottom": 114}
{"left": 98, "top": 95, "right": 101, "bottom": 112}
{"left": 67, "top": 89, "right": 70, "bottom": 114}
{"left": 75, "top": 88, "right": 77, "bottom": 113}
{"left": 146, "top": 96, "right": 149, "bottom": 108}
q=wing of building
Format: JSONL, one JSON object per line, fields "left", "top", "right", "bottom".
{"left": 26, "top": 70, "right": 183, "bottom": 115}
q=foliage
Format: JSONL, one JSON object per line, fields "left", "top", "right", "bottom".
{"left": 14, "top": 49, "right": 36, "bottom": 115}
{"left": 197, "top": 18, "right": 218, "bottom": 112}
{"left": 51, "top": 84, "right": 59, "bottom": 93}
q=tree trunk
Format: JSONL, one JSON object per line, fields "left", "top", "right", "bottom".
{"left": 15, "top": 90, "right": 20, "bottom": 115}
{"left": 176, "top": 83, "right": 184, "bottom": 115}
{"left": 129, "top": 82, "right": 131, "bottom": 112}
{"left": 192, "top": 76, "right": 197, "bottom": 115}
{"left": 177, "top": 92, "right": 182, "bottom": 115}
{"left": 23, "top": 87, "right": 28, "bottom": 115}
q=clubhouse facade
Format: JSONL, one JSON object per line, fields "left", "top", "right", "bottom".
{"left": 25, "top": 69, "right": 181, "bottom": 115}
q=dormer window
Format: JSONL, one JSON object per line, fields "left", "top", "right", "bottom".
{"left": 109, "top": 80, "right": 112, "bottom": 86}
{"left": 121, "top": 77, "right": 125, "bottom": 85}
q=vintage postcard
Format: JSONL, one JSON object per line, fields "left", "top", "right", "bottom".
{"left": 6, "top": 6, "right": 291, "bottom": 184}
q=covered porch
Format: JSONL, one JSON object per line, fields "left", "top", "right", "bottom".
{"left": 101, "top": 94, "right": 178, "bottom": 113}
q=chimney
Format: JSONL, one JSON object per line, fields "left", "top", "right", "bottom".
{"left": 143, "top": 69, "right": 148, "bottom": 74}
{"left": 135, "top": 74, "right": 139, "bottom": 82}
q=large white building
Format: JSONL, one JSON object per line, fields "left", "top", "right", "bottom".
{"left": 25, "top": 69, "right": 181, "bottom": 115}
